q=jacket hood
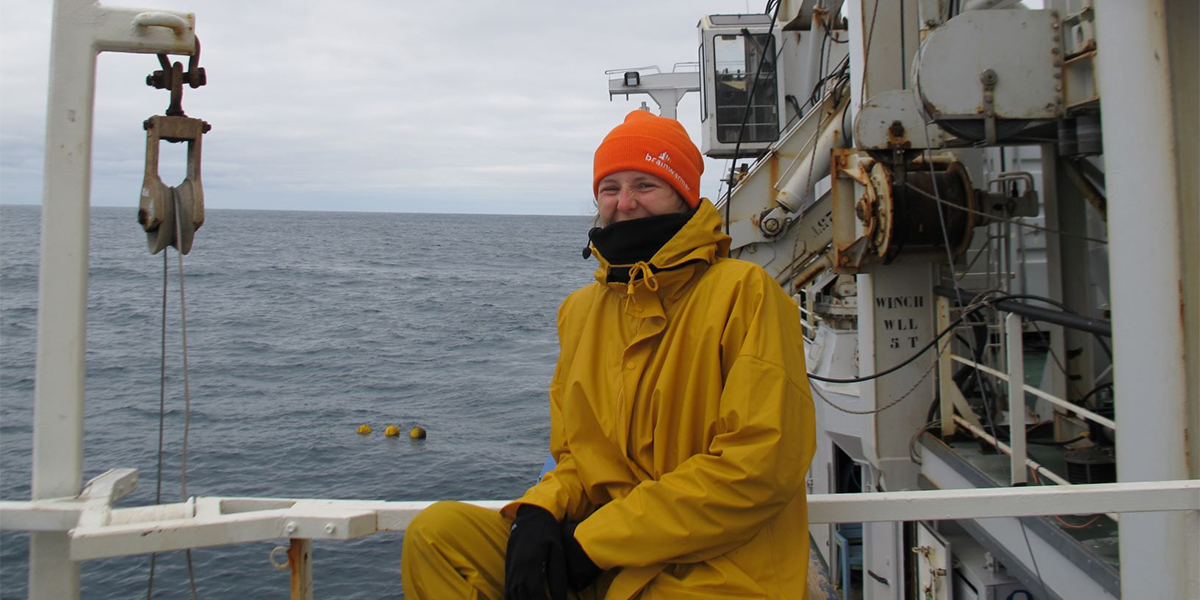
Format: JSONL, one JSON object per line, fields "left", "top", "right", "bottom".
{"left": 589, "top": 199, "right": 731, "bottom": 288}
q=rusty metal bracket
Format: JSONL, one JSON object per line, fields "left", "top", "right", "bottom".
{"left": 146, "top": 37, "right": 206, "bottom": 117}
{"left": 831, "top": 148, "right": 864, "bottom": 274}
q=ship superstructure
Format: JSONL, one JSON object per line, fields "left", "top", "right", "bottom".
{"left": 609, "top": 1, "right": 1198, "bottom": 598}
{"left": 1, "top": 1, "right": 1198, "bottom": 599}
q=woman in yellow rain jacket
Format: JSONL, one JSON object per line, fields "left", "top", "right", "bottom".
{"left": 402, "top": 110, "right": 816, "bottom": 600}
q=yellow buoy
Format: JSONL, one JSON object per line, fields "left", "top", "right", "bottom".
{"left": 409, "top": 426, "right": 427, "bottom": 440}
{"left": 357, "top": 424, "right": 373, "bottom": 435}
{"left": 384, "top": 425, "right": 401, "bottom": 437}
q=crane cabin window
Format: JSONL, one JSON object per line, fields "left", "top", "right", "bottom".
{"left": 712, "top": 33, "right": 779, "bottom": 144}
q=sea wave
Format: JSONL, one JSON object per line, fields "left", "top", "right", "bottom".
{"left": 0, "top": 205, "right": 593, "bottom": 599}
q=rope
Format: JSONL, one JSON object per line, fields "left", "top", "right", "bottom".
{"left": 908, "top": 420, "right": 941, "bottom": 465}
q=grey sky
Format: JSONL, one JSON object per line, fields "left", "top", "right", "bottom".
{"left": 0, "top": 0, "right": 751, "bottom": 215}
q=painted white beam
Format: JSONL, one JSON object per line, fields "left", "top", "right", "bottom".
{"left": 0, "top": 501, "right": 85, "bottom": 532}
{"left": 217, "top": 498, "right": 509, "bottom": 532}
{"left": 809, "top": 480, "right": 1197, "bottom": 523}
{"left": 69, "top": 507, "right": 377, "bottom": 560}
{"left": 5, "top": 485, "right": 1195, "bottom": 564}
{"left": 32, "top": 2, "right": 196, "bottom": 595}
{"left": 1093, "top": 1, "right": 1192, "bottom": 599}
{"left": 110, "top": 482, "right": 1200, "bottom": 530}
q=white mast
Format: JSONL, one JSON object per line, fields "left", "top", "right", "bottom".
{"left": 31, "top": 2, "right": 196, "bottom": 597}
{"left": 1093, "top": 1, "right": 1196, "bottom": 598}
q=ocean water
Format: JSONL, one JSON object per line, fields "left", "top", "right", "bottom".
{"left": 0, "top": 205, "right": 595, "bottom": 599}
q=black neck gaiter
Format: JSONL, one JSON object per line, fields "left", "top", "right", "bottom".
{"left": 586, "top": 211, "right": 694, "bottom": 282}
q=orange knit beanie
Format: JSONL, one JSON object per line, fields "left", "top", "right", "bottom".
{"left": 593, "top": 110, "right": 705, "bottom": 208}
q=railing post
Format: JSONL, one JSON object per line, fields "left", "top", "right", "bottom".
{"left": 289, "top": 538, "right": 312, "bottom": 600}
{"left": 1006, "top": 313, "right": 1026, "bottom": 485}
{"left": 806, "top": 292, "right": 816, "bottom": 334}
{"left": 937, "top": 296, "right": 957, "bottom": 436}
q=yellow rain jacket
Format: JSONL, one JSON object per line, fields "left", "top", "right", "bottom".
{"left": 507, "top": 200, "right": 817, "bottom": 600}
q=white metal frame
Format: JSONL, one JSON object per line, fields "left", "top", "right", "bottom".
{"left": 948, "top": 355, "right": 1116, "bottom": 430}
{"left": 938, "top": 300, "right": 1118, "bottom": 489}
{"left": 1092, "top": 2, "right": 1193, "bottom": 599}
{"left": 2, "top": 471, "right": 1195, "bottom": 568}
{"left": 605, "top": 64, "right": 700, "bottom": 120}
{"left": 30, "top": 1, "right": 196, "bottom": 598}
{"left": 5, "top": 465, "right": 1195, "bottom": 597}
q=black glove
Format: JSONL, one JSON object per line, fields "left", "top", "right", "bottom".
{"left": 561, "top": 521, "right": 603, "bottom": 591}
{"left": 505, "top": 505, "right": 568, "bottom": 600}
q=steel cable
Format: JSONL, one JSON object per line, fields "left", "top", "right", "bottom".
{"left": 145, "top": 198, "right": 200, "bottom": 600}
{"left": 146, "top": 251, "right": 168, "bottom": 600}
{"left": 811, "top": 346, "right": 940, "bottom": 415}
{"left": 903, "top": 182, "right": 1109, "bottom": 245}
{"left": 806, "top": 297, "right": 992, "bottom": 384}
{"left": 173, "top": 195, "right": 200, "bottom": 600}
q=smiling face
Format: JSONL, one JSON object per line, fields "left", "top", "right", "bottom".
{"left": 595, "top": 170, "right": 690, "bottom": 226}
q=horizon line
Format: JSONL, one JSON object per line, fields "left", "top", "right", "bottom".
{"left": 0, "top": 201, "right": 594, "bottom": 219}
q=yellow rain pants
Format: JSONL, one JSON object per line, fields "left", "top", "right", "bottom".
{"left": 401, "top": 500, "right": 613, "bottom": 600}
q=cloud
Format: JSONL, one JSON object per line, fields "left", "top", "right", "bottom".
{"left": 1, "top": 0, "right": 747, "bottom": 214}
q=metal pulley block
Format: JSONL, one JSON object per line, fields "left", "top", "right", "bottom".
{"left": 137, "top": 40, "right": 209, "bottom": 255}
{"left": 138, "top": 114, "right": 209, "bottom": 254}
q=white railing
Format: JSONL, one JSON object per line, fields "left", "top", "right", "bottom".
{"left": 936, "top": 297, "right": 1117, "bottom": 488}
{"left": 1, "top": 469, "right": 1197, "bottom": 599}
{"left": 797, "top": 302, "right": 823, "bottom": 337}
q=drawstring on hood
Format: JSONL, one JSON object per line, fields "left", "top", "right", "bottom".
{"left": 624, "top": 262, "right": 659, "bottom": 296}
